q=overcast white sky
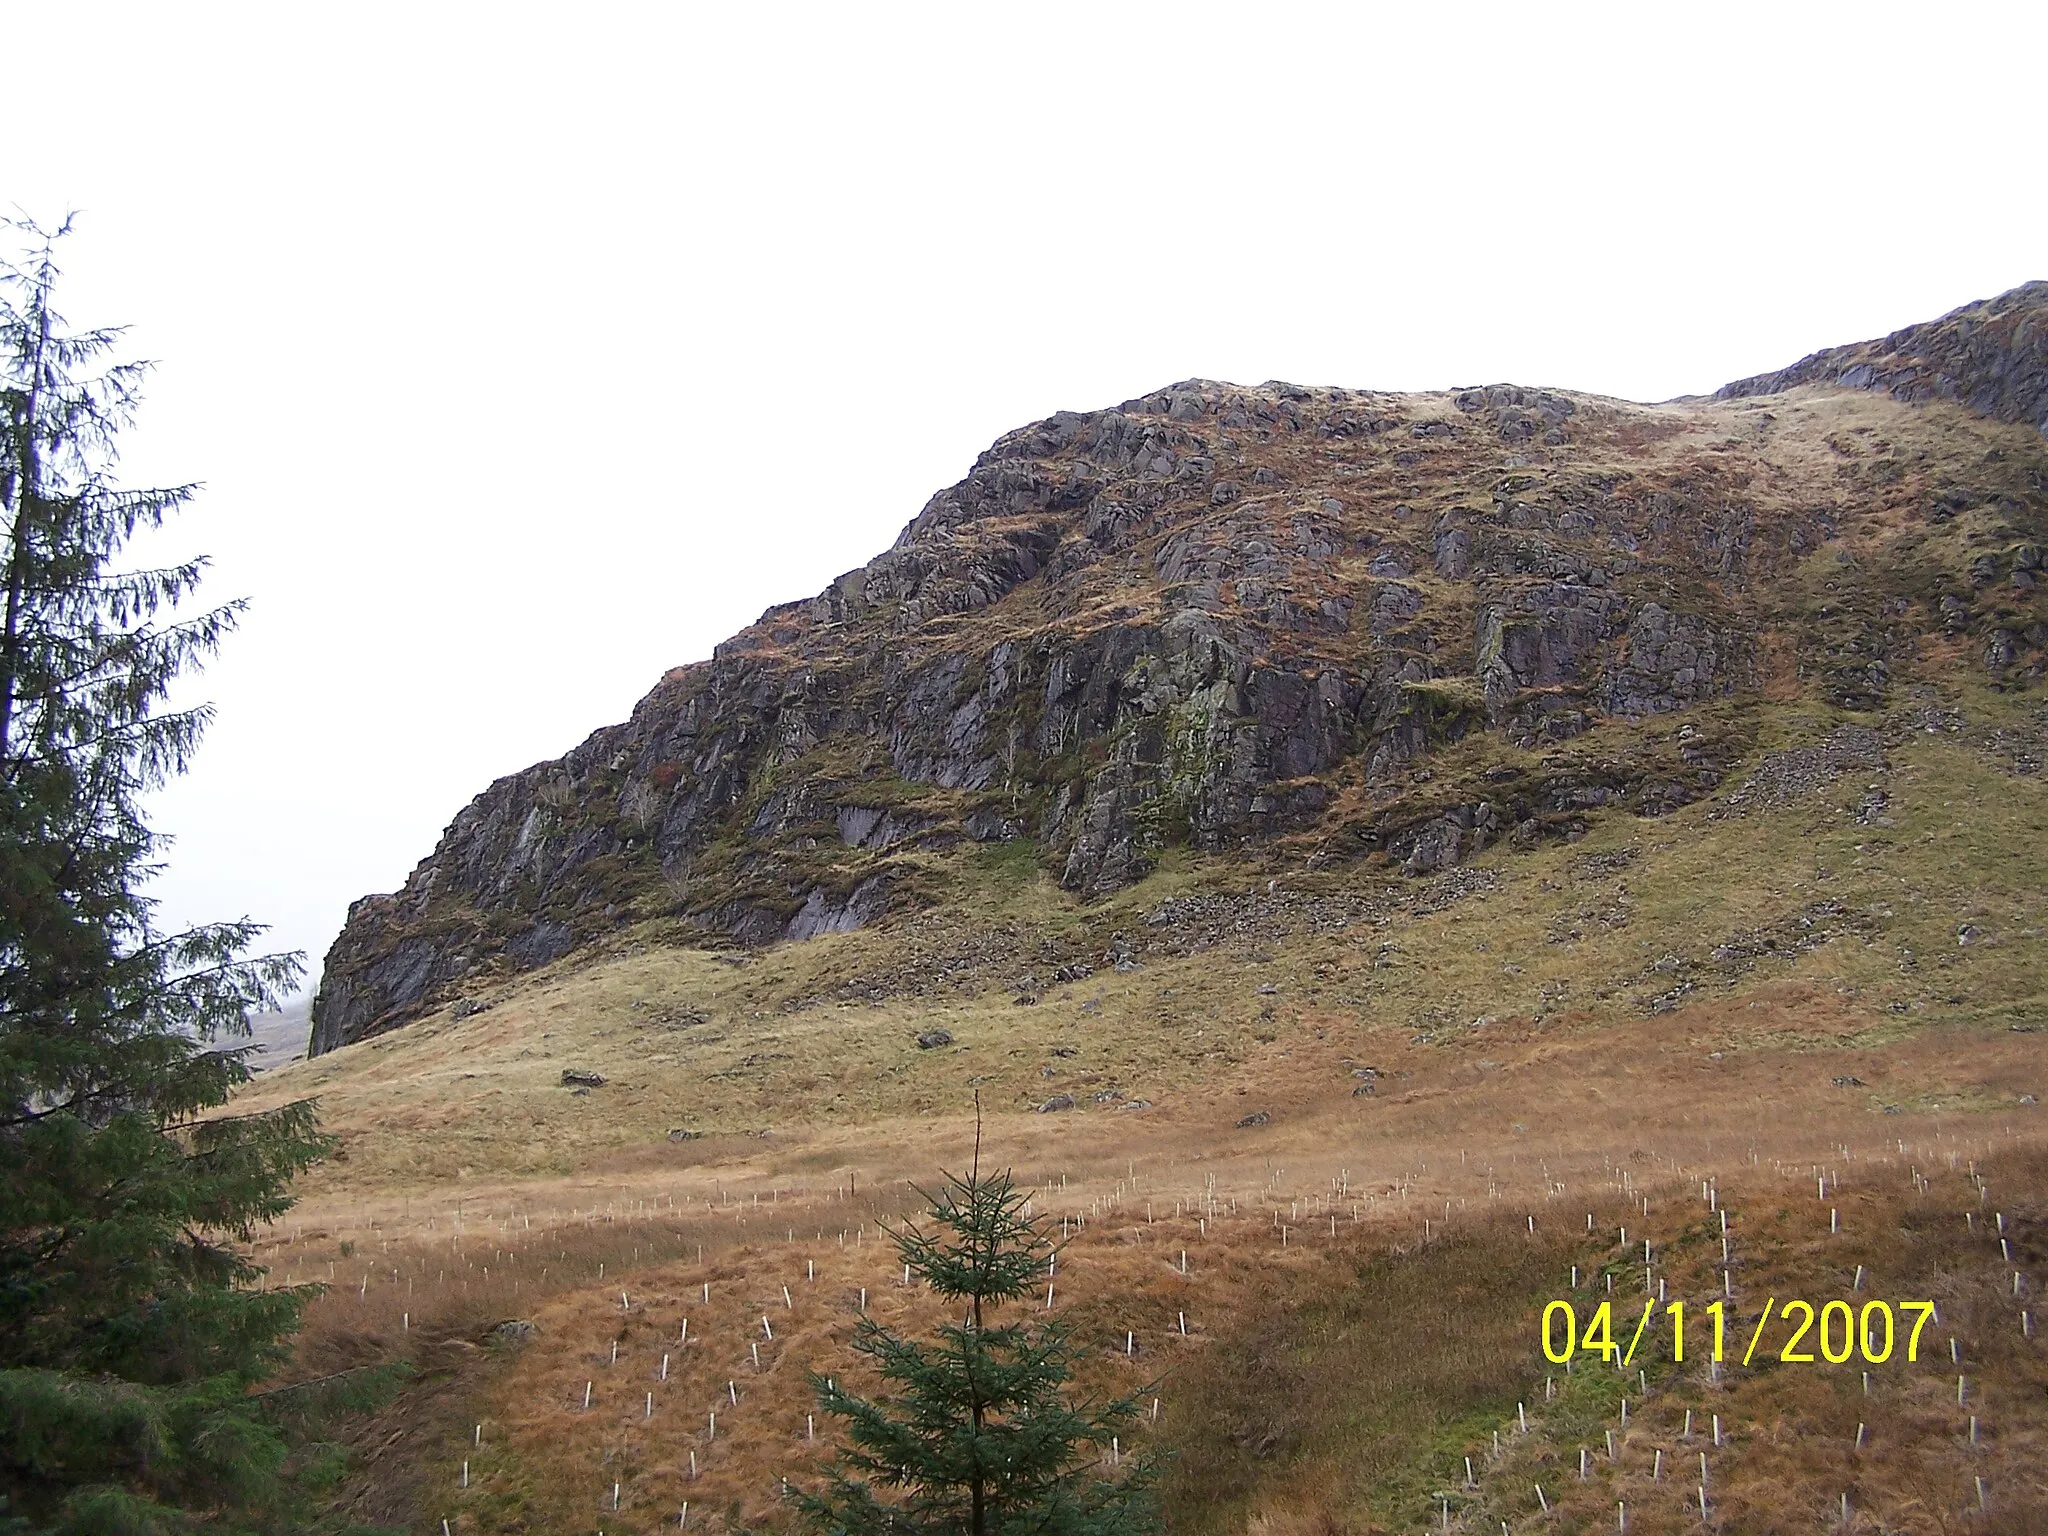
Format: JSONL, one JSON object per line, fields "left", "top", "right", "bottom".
{"left": 6, "top": 2, "right": 2044, "bottom": 1001}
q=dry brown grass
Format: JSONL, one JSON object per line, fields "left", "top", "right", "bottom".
{"left": 235, "top": 676, "right": 2048, "bottom": 1207}
{"left": 251, "top": 1020, "right": 2046, "bottom": 1533}
{"left": 1161, "top": 1208, "right": 1582, "bottom": 1533}
{"left": 225, "top": 674, "right": 2048, "bottom": 1531}
{"left": 1145, "top": 1139, "right": 2048, "bottom": 1534}
{"left": 1449, "top": 1145, "right": 2048, "bottom": 1535}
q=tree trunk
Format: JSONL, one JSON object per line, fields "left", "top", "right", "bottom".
{"left": 970, "top": 1287, "right": 986, "bottom": 1535}
{"left": 0, "top": 287, "right": 51, "bottom": 768}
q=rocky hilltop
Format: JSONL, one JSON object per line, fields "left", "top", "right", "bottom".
{"left": 311, "top": 285, "right": 2048, "bottom": 1055}
{"left": 1715, "top": 280, "right": 2048, "bottom": 434}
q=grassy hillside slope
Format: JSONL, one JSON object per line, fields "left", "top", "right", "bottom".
{"left": 230, "top": 679, "right": 2047, "bottom": 1532}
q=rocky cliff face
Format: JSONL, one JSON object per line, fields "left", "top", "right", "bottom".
{"left": 1716, "top": 281, "right": 2048, "bottom": 437}
{"left": 310, "top": 285, "right": 2048, "bottom": 1055}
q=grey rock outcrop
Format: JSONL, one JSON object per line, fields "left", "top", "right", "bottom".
{"left": 310, "top": 291, "right": 2048, "bottom": 1054}
{"left": 1716, "top": 280, "right": 2048, "bottom": 438}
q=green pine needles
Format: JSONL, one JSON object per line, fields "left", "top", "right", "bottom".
{"left": 791, "top": 1143, "right": 1157, "bottom": 1536}
{"left": 0, "top": 217, "right": 376, "bottom": 1533}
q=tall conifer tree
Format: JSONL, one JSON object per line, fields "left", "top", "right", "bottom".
{"left": 0, "top": 217, "right": 344, "bottom": 1533}
{"left": 791, "top": 1134, "right": 1156, "bottom": 1536}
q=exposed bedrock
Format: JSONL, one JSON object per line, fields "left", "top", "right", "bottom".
{"left": 311, "top": 288, "right": 2048, "bottom": 1051}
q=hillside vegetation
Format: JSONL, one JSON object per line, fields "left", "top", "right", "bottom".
{"left": 233, "top": 285, "right": 2048, "bottom": 1532}
{"left": 313, "top": 284, "right": 2048, "bottom": 1055}
{"left": 236, "top": 677, "right": 2048, "bottom": 1530}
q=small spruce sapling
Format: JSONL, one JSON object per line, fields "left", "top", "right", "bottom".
{"left": 790, "top": 1124, "right": 1155, "bottom": 1536}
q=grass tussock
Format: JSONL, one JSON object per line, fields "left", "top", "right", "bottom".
{"left": 1162, "top": 1211, "right": 1580, "bottom": 1534}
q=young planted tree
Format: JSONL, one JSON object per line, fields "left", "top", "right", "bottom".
{"left": 0, "top": 218, "right": 355, "bottom": 1533}
{"left": 791, "top": 1144, "right": 1156, "bottom": 1536}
